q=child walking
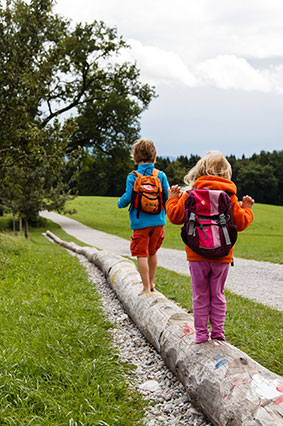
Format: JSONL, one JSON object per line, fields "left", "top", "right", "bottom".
{"left": 118, "top": 139, "right": 169, "bottom": 296}
{"left": 166, "top": 151, "right": 254, "bottom": 343}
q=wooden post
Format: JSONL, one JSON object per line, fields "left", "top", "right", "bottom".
{"left": 46, "top": 231, "right": 283, "bottom": 426}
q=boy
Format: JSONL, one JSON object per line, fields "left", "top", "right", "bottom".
{"left": 118, "top": 139, "right": 169, "bottom": 295}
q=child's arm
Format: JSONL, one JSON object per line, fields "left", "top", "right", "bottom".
{"left": 168, "top": 185, "right": 183, "bottom": 199}
{"left": 239, "top": 195, "right": 255, "bottom": 210}
{"left": 117, "top": 175, "right": 135, "bottom": 208}
{"left": 231, "top": 195, "right": 254, "bottom": 231}
{"left": 166, "top": 187, "right": 187, "bottom": 224}
{"left": 159, "top": 171, "right": 170, "bottom": 203}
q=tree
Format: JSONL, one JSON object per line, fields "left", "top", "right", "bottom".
{"left": 0, "top": 0, "right": 155, "bottom": 163}
{"left": 0, "top": 0, "right": 155, "bottom": 230}
{"left": 1, "top": 121, "right": 78, "bottom": 237}
{"left": 236, "top": 162, "right": 278, "bottom": 204}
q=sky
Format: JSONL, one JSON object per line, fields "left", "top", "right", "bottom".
{"left": 54, "top": 0, "right": 283, "bottom": 158}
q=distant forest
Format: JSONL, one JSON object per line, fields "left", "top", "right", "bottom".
{"left": 74, "top": 150, "right": 283, "bottom": 206}
{"left": 155, "top": 150, "right": 283, "bottom": 206}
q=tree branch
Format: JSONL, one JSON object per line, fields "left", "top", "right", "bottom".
{"left": 40, "top": 65, "right": 90, "bottom": 128}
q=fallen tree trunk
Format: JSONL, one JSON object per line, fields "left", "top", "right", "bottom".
{"left": 46, "top": 231, "right": 283, "bottom": 426}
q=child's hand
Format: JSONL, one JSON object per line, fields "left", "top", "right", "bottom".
{"left": 168, "top": 185, "right": 182, "bottom": 199}
{"left": 239, "top": 195, "right": 255, "bottom": 209}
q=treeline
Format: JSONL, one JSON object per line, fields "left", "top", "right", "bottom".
{"left": 156, "top": 150, "right": 283, "bottom": 206}
{"left": 74, "top": 150, "right": 283, "bottom": 206}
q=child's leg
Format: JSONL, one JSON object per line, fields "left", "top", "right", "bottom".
{"left": 137, "top": 257, "right": 151, "bottom": 295}
{"left": 209, "top": 263, "right": 230, "bottom": 340}
{"left": 130, "top": 228, "right": 151, "bottom": 295}
{"left": 189, "top": 261, "right": 210, "bottom": 343}
{"left": 148, "top": 225, "right": 165, "bottom": 291}
{"left": 148, "top": 253, "right": 157, "bottom": 291}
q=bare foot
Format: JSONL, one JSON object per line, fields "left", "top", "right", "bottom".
{"left": 150, "top": 284, "right": 155, "bottom": 292}
{"left": 138, "top": 288, "right": 151, "bottom": 296}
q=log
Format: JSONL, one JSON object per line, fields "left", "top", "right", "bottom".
{"left": 46, "top": 230, "right": 283, "bottom": 426}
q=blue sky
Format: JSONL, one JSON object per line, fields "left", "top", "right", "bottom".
{"left": 55, "top": 0, "right": 283, "bottom": 158}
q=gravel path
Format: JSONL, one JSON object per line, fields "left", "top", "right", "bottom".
{"left": 41, "top": 211, "right": 283, "bottom": 311}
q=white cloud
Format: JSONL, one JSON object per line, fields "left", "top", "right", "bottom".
{"left": 121, "top": 41, "right": 283, "bottom": 94}
{"left": 124, "top": 40, "right": 196, "bottom": 87}
{"left": 55, "top": 0, "right": 283, "bottom": 60}
{"left": 55, "top": 0, "right": 283, "bottom": 94}
{"left": 195, "top": 55, "right": 273, "bottom": 92}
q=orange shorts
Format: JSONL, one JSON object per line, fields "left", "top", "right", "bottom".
{"left": 130, "top": 226, "right": 165, "bottom": 258}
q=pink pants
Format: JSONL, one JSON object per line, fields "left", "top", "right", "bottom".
{"left": 189, "top": 261, "right": 230, "bottom": 343}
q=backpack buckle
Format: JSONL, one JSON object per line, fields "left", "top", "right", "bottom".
{"left": 188, "top": 212, "right": 196, "bottom": 235}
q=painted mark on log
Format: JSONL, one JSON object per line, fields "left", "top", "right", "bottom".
{"left": 252, "top": 374, "right": 283, "bottom": 402}
{"left": 262, "top": 396, "right": 283, "bottom": 407}
{"left": 160, "top": 304, "right": 178, "bottom": 311}
{"left": 213, "top": 351, "right": 234, "bottom": 369}
{"left": 223, "top": 378, "right": 249, "bottom": 400}
{"left": 215, "top": 359, "right": 228, "bottom": 369}
{"left": 180, "top": 322, "right": 195, "bottom": 339}
{"left": 111, "top": 269, "right": 122, "bottom": 284}
{"left": 210, "top": 339, "right": 226, "bottom": 347}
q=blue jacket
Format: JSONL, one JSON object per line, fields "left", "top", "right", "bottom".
{"left": 118, "top": 163, "right": 170, "bottom": 230}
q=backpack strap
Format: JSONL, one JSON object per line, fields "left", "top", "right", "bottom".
{"left": 188, "top": 212, "right": 196, "bottom": 235}
{"left": 152, "top": 168, "right": 159, "bottom": 176}
{"left": 219, "top": 213, "right": 231, "bottom": 245}
{"left": 129, "top": 168, "right": 159, "bottom": 177}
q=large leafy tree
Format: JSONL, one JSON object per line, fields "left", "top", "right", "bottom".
{"left": 1, "top": 121, "right": 78, "bottom": 237}
{"left": 0, "top": 0, "right": 155, "bottom": 231}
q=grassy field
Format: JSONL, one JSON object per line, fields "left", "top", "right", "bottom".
{"left": 0, "top": 220, "right": 146, "bottom": 425}
{"left": 65, "top": 196, "right": 283, "bottom": 264}
{"left": 0, "top": 198, "right": 282, "bottom": 424}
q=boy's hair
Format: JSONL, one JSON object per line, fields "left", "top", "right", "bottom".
{"left": 132, "top": 139, "right": 157, "bottom": 164}
{"left": 184, "top": 151, "right": 232, "bottom": 189}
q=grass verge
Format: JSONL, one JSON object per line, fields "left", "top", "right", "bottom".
{"left": 65, "top": 196, "right": 283, "bottom": 264}
{"left": 0, "top": 224, "right": 146, "bottom": 425}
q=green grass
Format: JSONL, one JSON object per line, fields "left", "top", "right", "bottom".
{"left": 65, "top": 196, "right": 283, "bottom": 264}
{"left": 0, "top": 222, "right": 146, "bottom": 425}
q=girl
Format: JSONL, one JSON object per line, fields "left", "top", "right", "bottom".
{"left": 166, "top": 151, "right": 254, "bottom": 343}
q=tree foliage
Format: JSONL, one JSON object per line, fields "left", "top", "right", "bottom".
{"left": 74, "top": 149, "right": 283, "bottom": 206}
{"left": 0, "top": 0, "right": 155, "bottom": 235}
{"left": 159, "top": 150, "right": 283, "bottom": 206}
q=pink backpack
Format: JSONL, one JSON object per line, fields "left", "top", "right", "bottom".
{"left": 181, "top": 189, "right": 238, "bottom": 258}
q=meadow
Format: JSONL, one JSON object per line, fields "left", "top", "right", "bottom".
{"left": 66, "top": 196, "right": 283, "bottom": 264}
{"left": 0, "top": 219, "right": 146, "bottom": 425}
{"left": 0, "top": 196, "right": 282, "bottom": 424}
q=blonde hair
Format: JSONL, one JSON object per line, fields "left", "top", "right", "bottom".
{"left": 184, "top": 151, "right": 232, "bottom": 189}
{"left": 132, "top": 139, "right": 157, "bottom": 164}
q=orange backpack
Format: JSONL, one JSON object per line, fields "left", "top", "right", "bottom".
{"left": 130, "top": 168, "right": 164, "bottom": 218}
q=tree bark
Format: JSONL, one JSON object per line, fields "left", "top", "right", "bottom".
{"left": 19, "top": 216, "right": 22, "bottom": 232}
{"left": 46, "top": 231, "right": 283, "bottom": 426}
{"left": 24, "top": 219, "right": 28, "bottom": 238}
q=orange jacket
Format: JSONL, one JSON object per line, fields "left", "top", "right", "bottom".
{"left": 166, "top": 176, "right": 254, "bottom": 263}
